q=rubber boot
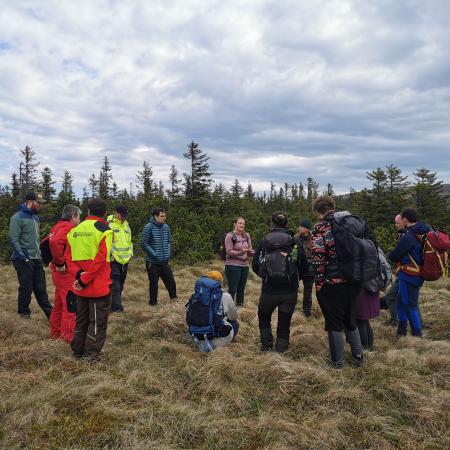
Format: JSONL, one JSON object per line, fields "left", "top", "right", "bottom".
{"left": 397, "top": 321, "right": 408, "bottom": 337}
{"left": 275, "top": 338, "right": 289, "bottom": 353}
{"left": 260, "top": 328, "right": 273, "bottom": 351}
{"left": 328, "top": 331, "right": 344, "bottom": 369}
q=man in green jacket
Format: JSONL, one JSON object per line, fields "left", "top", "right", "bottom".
{"left": 107, "top": 205, "right": 133, "bottom": 312}
{"left": 8, "top": 192, "right": 52, "bottom": 319}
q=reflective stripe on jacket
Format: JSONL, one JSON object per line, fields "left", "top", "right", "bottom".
{"left": 107, "top": 214, "right": 133, "bottom": 265}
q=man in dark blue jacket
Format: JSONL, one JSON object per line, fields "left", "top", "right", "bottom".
{"left": 389, "top": 208, "right": 430, "bottom": 337}
{"left": 141, "top": 208, "right": 177, "bottom": 305}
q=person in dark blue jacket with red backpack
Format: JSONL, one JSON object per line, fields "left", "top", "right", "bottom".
{"left": 389, "top": 208, "right": 430, "bottom": 337}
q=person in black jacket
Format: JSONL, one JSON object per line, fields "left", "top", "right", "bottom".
{"left": 294, "top": 218, "right": 315, "bottom": 317}
{"left": 252, "top": 212, "right": 306, "bottom": 353}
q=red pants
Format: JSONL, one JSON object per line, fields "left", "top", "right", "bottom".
{"left": 49, "top": 270, "right": 76, "bottom": 343}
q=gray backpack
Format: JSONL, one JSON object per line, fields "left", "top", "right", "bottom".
{"left": 364, "top": 248, "right": 392, "bottom": 293}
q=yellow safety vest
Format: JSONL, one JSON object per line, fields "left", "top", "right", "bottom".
{"left": 67, "top": 219, "right": 113, "bottom": 262}
{"left": 107, "top": 214, "right": 133, "bottom": 265}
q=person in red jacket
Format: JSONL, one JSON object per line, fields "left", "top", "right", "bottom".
{"left": 49, "top": 205, "right": 81, "bottom": 342}
{"left": 66, "top": 198, "right": 113, "bottom": 363}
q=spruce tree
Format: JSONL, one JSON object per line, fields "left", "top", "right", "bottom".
{"left": 19, "top": 145, "right": 39, "bottom": 196}
{"left": 366, "top": 168, "right": 389, "bottom": 226}
{"left": 99, "top": 156, "right": 113, "bottom": 199}
{"left": 88, "top": 174, "right": 98, "bottom": 197}
{"left": 136, "top": 161, "right": 154, "bottom": 196}
{"left": 385, "top": 164, "right": 410, "bottom": 218}
{"left": 40, "top": 166, "right": 56, "bottom": 202}
{"left": 168, "top": 165, "right": 181, "bottom": 199}
{"left": 11, "top": 173, "right": 20, "bottom": 198}
{"left": 307, "top": 177, "right": 319, "bottom": 204}
{"left": 413, "top": 168, "right": 446, "bottom": 226}
{"left": 183, "top": 141, "right": 212, "bottom": 200}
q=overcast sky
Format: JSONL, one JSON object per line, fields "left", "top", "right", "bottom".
{"left": 0, "top": 0, "right": 449, "bottom": 195}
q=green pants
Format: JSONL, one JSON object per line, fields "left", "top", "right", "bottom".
{"left": 225, "top": 265, "right": 249, "bottom": 306}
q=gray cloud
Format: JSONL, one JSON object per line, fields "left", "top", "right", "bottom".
{"left": 0, "top": 0, "right": 449, "bottom": 195}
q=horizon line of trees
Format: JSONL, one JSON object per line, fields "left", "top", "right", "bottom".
{"left": 1, "top": 143, "right": 449, "bottom": 263}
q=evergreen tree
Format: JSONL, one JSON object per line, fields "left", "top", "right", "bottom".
{"left": 230, "top": 179, "right": 244, "bottom": 198}
{"left": 385, "top": 164, "right": 410, "bottom": 218}
{"left": 413, "top": 168, "right": 446, "bottom": 226}
{"left": 366, "top": 168, "right": 389, "bottom": 226}
{"left": 324, "top": 183, "right": 335, "bottom": 196}
{"left": 168, "top": 165, "right": 181, "bottom": 199}
{"left": 88, "top": 173, "right": 98, "bottom": 197}
{"left": 57, "top": 169, "right": 76, "bottom": 208}
{"left": 40, "top": 166, "right": 56, "bottom": 202}
{"left": 111, "top": 182, "right": 119, "bottom": 199}
{"left": 99, "top": 156, "right": 113, "bottom": 199}
{"left": 244, "top": 182, "right": 255, "bottom": 200}
{"left": 183, "top": 141, "right": 212, "bottom": 199}
{"left": 306, "top": 177, "right": 319, "bottom": 204}
{"left": 11, "top": 173, "right": 20, "bottom": 198}
{"left": 19, "top": 145, "right": 39, "bottom": 195}
{"left": 136, "top": 161, "right": 154, "bottom": 196}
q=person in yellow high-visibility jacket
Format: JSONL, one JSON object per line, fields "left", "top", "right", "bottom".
{"left": 107, "top": 205, "right": 133, "bottom": 312}
{"left": 66, "top": 197, "right": 113, "bottom": 363}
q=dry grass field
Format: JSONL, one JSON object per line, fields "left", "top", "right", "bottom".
{"left": 0, "top": 260, "right": 449, "bottom": 449}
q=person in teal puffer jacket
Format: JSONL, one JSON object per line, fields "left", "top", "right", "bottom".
{"left": 140, "top": 208, "right": 177, "bottom": 306}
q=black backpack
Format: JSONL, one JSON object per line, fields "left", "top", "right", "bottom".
{"left": 40, "top": 236, "right": 53, "bottom": 265}
{"left": 259, "top": 231, "right": 294, "bottom": 284}
{"left": 331, "top": 213, "right": 379, "bottom": 282}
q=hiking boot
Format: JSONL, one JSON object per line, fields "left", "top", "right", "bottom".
{"left": 19, "top": 313, "right": 31, "bottom": 319}
{"left": 236, "top": 301, "right": 244, "bottom": 307}
{"left": 384, "top": 318, "right": 398, "bottom": 327}
{"left": 303, "top": 310, "right": 312, "bottom": 318}
{"left": 81, "top": 355, "right": 101, "bottom": 363}
{"left": 170, "top": 297, "right": 178, "bottom": 302}
{"left": 350, "top": 354, "right": 364, "bottom": 367}
{"left": 111, "top": 307, "right": 124, "bottom": 313}
{"left": 275, "top": 338, "right": 289, "bottom": 353}
{"left": 260, "top": 328, "right": 273, "bottom": 351}
{"left": 379, "top": 296, "right": 388, "bottom": 310}
{"left": 72, "top": 352, "right": 84, "bottom": 360}
{"left": 411, "top": 328, "right": 423, "bottom": 337}
{"left": 397, "top": 321, "right": 408, "bottom": 338}
{"left": 329, "top": 359, "right": 343, "bottom": 369}
{"left": 149, "top": 302, "right": 158, "bottom": 306}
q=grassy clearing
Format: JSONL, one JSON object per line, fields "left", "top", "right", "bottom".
{"left": 0, "top": 260, "right": 449, "bottom": 449}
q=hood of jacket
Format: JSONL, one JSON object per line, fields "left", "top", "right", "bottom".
{"left": 406, "top": 222, "right": 430, "bottom": 235}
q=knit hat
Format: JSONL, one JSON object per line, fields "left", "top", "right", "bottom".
{"left": 299, "top": 218, "right": 312, "bottom": 230}
{"left": 206, "top": 270, "right": 224, "bottom": 285}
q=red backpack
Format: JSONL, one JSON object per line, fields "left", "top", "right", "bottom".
{"left": 410, "top": 230, "right": 450, "bottom": 281}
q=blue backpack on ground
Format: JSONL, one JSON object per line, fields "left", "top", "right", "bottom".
{"left": 186, "top": 277, "right": 226, "bottom": 349}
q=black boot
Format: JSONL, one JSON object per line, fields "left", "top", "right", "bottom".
{"left": 260, "top": 328, "right": 273, "bottom": 351}
{"left": 397, "top": 321, "right": 408, "bottom": 337}
{"left": 275, "top": 338, "right": 289, "bottom": 353}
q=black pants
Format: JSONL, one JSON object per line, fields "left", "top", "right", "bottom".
{"left": 356, "top": 319, "right": 374, "bottom": 349}
{"left": 258, "top": 292, "right": 297, "bottom": 340}
{"left": 71, "top": 294, "right": 111, "bottom": 359}
{"left": 300, "top": 276, "right": 314, "bottom": 313}
{"left": 316, "top": 282, "right": 360, "bottom": 331}
{"left": 145, "top": 261, "right": 177, "bottom": 304}
{"left": 13, "top": 259, "right": 52, "bottom": 318}
{"left": 111, "top": 262, "right": 128, "bottom": 311}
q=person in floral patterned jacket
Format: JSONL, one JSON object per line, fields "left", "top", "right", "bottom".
{"left": 311, "top": 195, "right": 364, "bottom": 369}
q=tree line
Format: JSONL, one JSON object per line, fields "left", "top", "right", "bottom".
{"left": 1, "top": 143, "right": 449, "bottom": 263}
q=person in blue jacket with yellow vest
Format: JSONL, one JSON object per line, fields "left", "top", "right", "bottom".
{"left": 107, "top": 205, "right": 133, "bottom": 312}
{"left": 141, "top": 208, "right": 177, "bottom": 305}
{"left": 389, "top": 208, "right": 430, "bottom": 338}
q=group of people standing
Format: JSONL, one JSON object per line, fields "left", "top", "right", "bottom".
{"left": 8, "top": 191, "right": 435, "bottom": 367}
{"left": 219, "top": 195, "right": 434, "bottom": 368}
{"left": 8, "top": 194, "right": 177, "bottom": 362}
